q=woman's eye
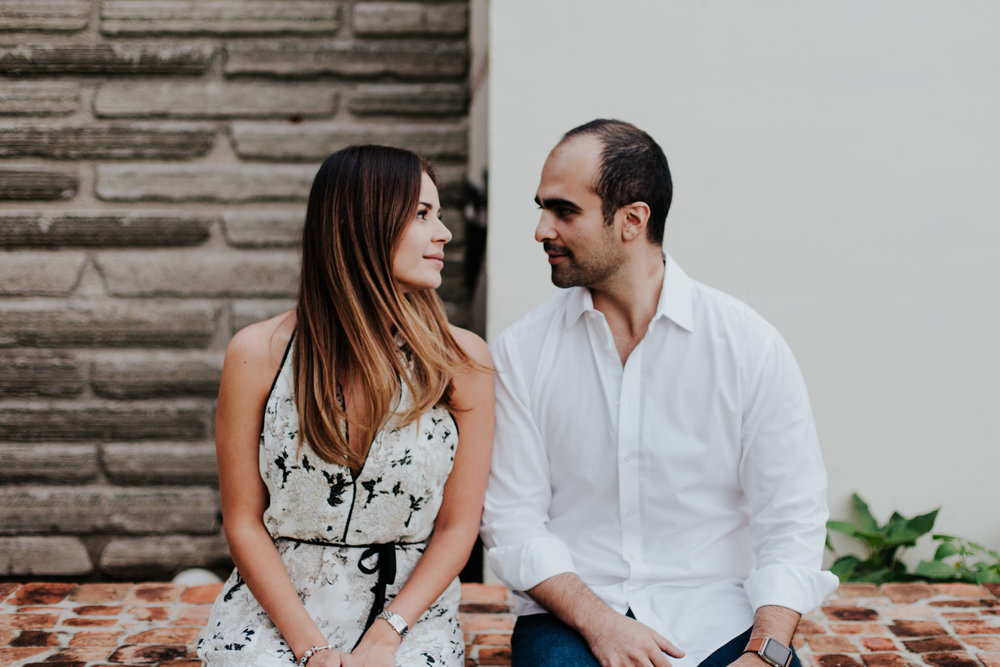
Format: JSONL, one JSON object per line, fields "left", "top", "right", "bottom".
{"left": 417, "top": 209, "right": 429, "bottom": 220}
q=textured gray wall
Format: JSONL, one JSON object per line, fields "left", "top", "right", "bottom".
{"left": 0, "top": 0, "right": 472, "bottom": 579}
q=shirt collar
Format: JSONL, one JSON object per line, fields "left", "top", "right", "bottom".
{"left": 563, "top": 253, "right": 695, "bottom": 332}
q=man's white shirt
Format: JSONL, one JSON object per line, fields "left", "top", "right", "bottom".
{"left": 481, "top": 255, "right": 838, "bottom": 667}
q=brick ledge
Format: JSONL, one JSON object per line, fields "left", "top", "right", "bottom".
{"left": 1, "top": 582, "right": 997, "bottom": 666}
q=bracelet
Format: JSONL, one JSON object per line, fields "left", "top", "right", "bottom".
{"left": 299, "top": 644, "right": 334, "bottom": 666}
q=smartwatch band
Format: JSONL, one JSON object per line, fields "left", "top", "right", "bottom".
{"left": 745, "top": 637, "right": 793, "bottom": 667}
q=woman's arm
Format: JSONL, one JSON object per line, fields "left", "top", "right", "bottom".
{"left": 215, "top": 316, "right": 348, "bottom": 666}
{"left": 351, "top": 327, "right": 495, "bottom": 664}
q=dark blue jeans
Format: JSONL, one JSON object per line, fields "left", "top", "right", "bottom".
{"left": 510, "top": 612, "right": 802, "bottom": 667}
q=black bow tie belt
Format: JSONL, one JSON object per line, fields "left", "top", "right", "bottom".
{"left": 280, "top": 537, "right": 424, "bottom": 649}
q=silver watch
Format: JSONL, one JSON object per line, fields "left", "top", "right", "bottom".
{"left": 377, "top": 610, "right": 408, "bottom": 639}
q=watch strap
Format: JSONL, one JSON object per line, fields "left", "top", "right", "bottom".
{"left": 744, "top": 637, "right": 792, "bottom": 667}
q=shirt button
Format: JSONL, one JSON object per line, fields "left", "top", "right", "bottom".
{"left": 623, "top": 455, "right": 632, "bottom": 462}
{"left": 625, "top": 510, "right": 634, "bottom": 517}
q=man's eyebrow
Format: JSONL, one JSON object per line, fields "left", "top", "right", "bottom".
{"left": 535, "top": 196, "right": 581, "bottom": 211}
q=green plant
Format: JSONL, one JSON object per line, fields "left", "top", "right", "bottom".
{"left": 826, "top": 493, "right": 939, "bottom": 583}
{"left": 914, "top": 535, "right": 1000, "bottom": 584}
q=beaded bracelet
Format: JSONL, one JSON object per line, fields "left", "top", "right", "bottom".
{"left": 299, "top": 644, "right": 334, "bottom": 666}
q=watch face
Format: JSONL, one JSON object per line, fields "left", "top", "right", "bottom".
{"left": 762, "top": 639, "right": 792, "bottom": 667}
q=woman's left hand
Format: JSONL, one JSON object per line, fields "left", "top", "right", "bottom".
{"left": 347, "top": 620, "right": 401, "bottom": 667}
{"left": 345, "top": 643, "right": 396, "bottom": 667}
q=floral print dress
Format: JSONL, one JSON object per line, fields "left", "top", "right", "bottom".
{"left": 198, "top": 341, "right": 464, "bottom": 666}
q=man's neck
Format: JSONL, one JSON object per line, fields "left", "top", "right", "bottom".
{"left": 590, "top": 250, "right": 665, "bottom": 364}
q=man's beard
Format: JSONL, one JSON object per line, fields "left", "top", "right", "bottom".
{"left": 544, "top": 240, "right": 621, "bottom": 289}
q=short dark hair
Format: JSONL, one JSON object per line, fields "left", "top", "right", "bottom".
{"left": 561, "top": 119, "right": 672, "bottom": 245}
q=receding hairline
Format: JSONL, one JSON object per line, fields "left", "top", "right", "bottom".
{"left": 545, "top": 133, "right": 605, "bottom": 195}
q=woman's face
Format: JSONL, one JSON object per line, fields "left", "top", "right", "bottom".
{"left": 392, "top": 172, "right": 452, "bottom": 292}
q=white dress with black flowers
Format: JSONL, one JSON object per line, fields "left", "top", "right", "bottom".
{"left": 198, "top": 342, "right": 464, "bottom": 666}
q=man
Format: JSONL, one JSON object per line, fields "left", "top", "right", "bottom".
{"left": 480, "top": 119, "right": 838, "bottom": 667}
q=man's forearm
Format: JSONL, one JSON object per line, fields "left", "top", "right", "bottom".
{"left": 748, "top": 605, "right": 801, "bottom": 646}
{"left": 525, "top": 572, "right": 620, "bottom": 637}
{"left": 525, "top": 572, "right": 685, "bottom": 667}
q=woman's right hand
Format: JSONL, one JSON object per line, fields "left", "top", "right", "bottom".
{"left": 305, "top": 647, "right": 352, "bottom": 666}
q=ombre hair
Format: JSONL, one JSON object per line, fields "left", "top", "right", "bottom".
{"left": 294, "top": 145, "right": 469, "bottom": 467}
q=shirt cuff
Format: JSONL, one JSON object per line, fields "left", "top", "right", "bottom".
{"left": 485, "top": 535, "right": 577, "bottom": 592}
{"left": 744, "top": 563, "right": 840, "bottom": 614}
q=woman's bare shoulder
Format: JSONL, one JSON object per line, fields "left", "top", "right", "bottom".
{"left": 226, "top": 310, "right": 297, "bottom": 381}
{"left": 447, "top": 324, "right": 492, "bottom": 368}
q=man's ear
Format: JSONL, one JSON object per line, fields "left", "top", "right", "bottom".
{"left": 620, "top": 202, "right": 651, "bottom": 242}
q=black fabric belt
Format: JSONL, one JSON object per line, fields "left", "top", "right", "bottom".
{"left": 278, "top": 537, "right": 425, "bottom": 648}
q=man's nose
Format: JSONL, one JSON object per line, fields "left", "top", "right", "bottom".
{"left": 535, "top": 213, "right": 554, "bottom": 243}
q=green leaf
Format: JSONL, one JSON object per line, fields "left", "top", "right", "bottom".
{"left": 830, "top": 555, "right": 861, "bottom": 580}
{"left": 934, "top": 542, "right": 961, "bottom": 560}
{"left": 885, "top": 509, "right": 938, "bottom": 545}
{"left": 975, "top": 570, "right": 1000, "bottom": 584}
{"left": 906, "top": 509, "right": 940, "bottom": 535}
{"left": 827, "top": 521, "right": 861, "bottom": 538}
{"left": 851, "top": 493, "right": 879, "bottom": 533}
{"left": 854, "top": 567, "right": 895, "bottom": 584}
{"left": 914, "top": 560, "right": 958, "bottom": 580}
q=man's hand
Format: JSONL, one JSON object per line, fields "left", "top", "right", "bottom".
{"left": 582, "top": 607, "right": 684, "bottom": 667}
{"left": 526, "top": 573, "right": 685, "bottom": 667}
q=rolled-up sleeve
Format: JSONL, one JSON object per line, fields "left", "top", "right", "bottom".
{"left": 739, "top": 331, "right": 839, "bottom": 613}
{"left": 480, "top": 331, "right": 576, "bottom": 592}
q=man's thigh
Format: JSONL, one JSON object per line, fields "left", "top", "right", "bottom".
{"left": 511, "top": 613, "right": 601, "bottom": 667}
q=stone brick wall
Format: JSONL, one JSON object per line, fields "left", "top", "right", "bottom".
{"left": 0, "top": 0, "right": 473, "bottom": 579}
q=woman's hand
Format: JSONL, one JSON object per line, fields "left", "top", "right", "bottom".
{"left": 303, "top": 647, "right": 351, "bottom": 667}
{"left": 346, "top": 643, "right": 396, "bottom": 667}
{"left": 347, "top": 619, "right": 401, "bottom": 667}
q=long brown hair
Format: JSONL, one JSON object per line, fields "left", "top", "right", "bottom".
{"left": 294, "top": 145, "right": 469, "bottom": 467}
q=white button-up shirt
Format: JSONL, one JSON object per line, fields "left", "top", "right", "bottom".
{"left": 481, "top": 256, "right": 838, "bottom": 667}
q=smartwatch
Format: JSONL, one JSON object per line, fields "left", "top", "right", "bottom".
{"left": 744, "top": 637, "right": 793, "bottom": 667}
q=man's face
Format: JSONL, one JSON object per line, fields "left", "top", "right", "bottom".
{"left": 534, "top": 135, "right": 624, "bottom": 289}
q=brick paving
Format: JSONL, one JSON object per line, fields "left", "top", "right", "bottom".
{"left": 1, "top": 582, "right": 998, "bottom": 666}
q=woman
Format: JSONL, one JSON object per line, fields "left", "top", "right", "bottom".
{"left": 198, "top": 145, "right": 494, "bottom": 667}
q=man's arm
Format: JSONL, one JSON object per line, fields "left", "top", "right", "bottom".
{"left": 527, "top": 573, "right": 684, "bottom": 667}
{"left": 730, "top": 605, "right": 800, "bottom": 667}
{"left": 738, "top": 332, "right": 839, "bottom": 663}
{"left": 480, "top": 332, "right": 576, "bottom": 590}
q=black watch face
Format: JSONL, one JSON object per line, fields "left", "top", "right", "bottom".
{"left": 762, "top": 640, "right": 792, "bottom": 667}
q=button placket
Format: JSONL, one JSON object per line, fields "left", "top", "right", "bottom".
{"left": 617, "top": 342, "right": 643, "bottom": 581}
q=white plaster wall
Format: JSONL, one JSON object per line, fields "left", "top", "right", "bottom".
{"left": 486, "top": 0, "right": 1000, "bottom": 557}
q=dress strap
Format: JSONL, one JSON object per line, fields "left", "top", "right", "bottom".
{"left": 356, "top": 543, "right": 397, "bottom": 647}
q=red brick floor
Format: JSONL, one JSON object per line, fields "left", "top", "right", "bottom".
{"left": 1, "top": 582, "right": 997, "bottom": 666}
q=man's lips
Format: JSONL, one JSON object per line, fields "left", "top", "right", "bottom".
{"left": 543, "top": 242, "right": 570, "bottom": 265}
